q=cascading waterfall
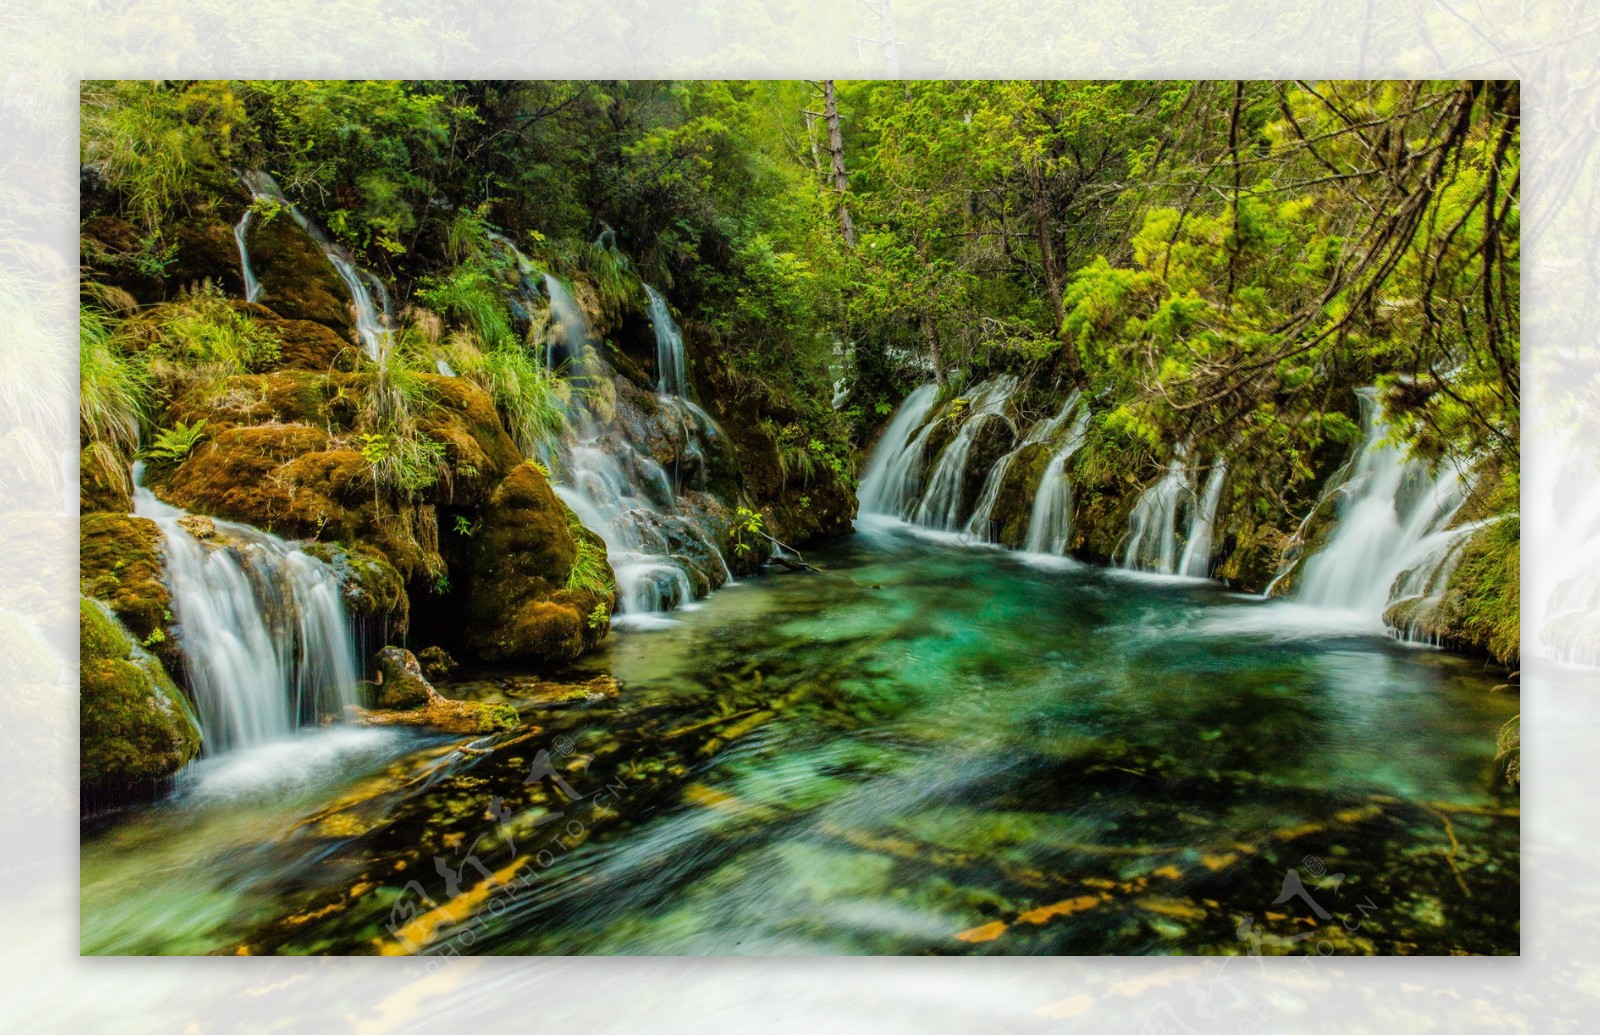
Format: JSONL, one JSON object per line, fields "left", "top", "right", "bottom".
{"left": 240, "top": 171, "right": 392, "bottom": 361}
{"left": 1116, "top": 451, "right": 1228, "bottom": 577}
{"left": 644, "top": 285, "right": 687, "bottom": 396}
{"left": 473, "top": 246, "right": 732, "bottom": 623}
{"left": 133, "top": 468, "right": 360, "bottom": 754}
{"left": 856, "top": 383, "right": 942, "bottom": 520}
{"left": 1120, "top": 457, "right": 1191, "bottom": 574}
{"left": 913, "top": 376, "right": 1019, "bottom": 531}
{"left": 1022, "top": 402, "right": 1092, "bottom": 555}
{"left": 1294, "top": 392, "right": 1471, "bottom": 624}
{"left": 1178, "top": 460, "right": 1227, "bottom": 578}
{"left": 543, "top": 275, "right": 589, "bottom": 372}
{"left": 965, "top": 390, "right": 1083, "bottom": 542}
{"left": 233, "top": 208, "right": 261, "bottom": 303}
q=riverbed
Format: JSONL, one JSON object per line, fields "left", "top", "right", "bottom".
{"left": 81, "top": 520, "right": 1518, "bottom": 955}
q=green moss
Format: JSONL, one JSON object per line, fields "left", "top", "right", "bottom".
{"left": 80, "top": 597, "right": 201, "bottom": 800}
{"left": 466, "top": 463, "right": 613, "bottom": 662}
{"left": 80, "top": 512, "right": 179, "bottom": 671}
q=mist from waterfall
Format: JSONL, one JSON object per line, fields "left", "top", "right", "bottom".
{"left": 133, "top": 468, "right": 360, "bottom": 755}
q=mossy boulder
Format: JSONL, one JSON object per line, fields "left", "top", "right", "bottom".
{"left": 987, "top": 441, "right": 1053, "bottom": 547}
{"left": 348, "top": 646, "right": 518, "bottom": 734}
{"left": 302, "top": 541, "right": 409, "bottom": 635}
{"left": 80, "top": 597, "right": 201, "bottom": 802}
{"left": 79, "top": 512, "right": 179, "bottom": 672}
{"left": 466, "top": 463, "right": 613, "bottom": 663}
{"left": 373, "top": 645, "right": 433, "bottom": 709}
{"left": 243, "top": 210, "right": 355, "bottom": 338}
{"left": 80, "top": 442, "right": 133, "bottom": 514}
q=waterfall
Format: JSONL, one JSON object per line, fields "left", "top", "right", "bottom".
{"left": 1022, "top": 401, "right": 1092, "bottom": 555}
{"left": 1120, "top": 456, "right": 1191, "bottom": 574}
{"left": 241, "top": 171, "right": 392, "bottom": 361}
{"left": 1178, "top": 459, "right": 1227, "bottom": 578}
{"left": 644, "top": 285, "right": 687, "bottom": 396}
{"left": 913, "top": 376, "right": 1019, "bottom": 531}
{"left": 505, "top": 272, "right": 731, "bottom": 623}
{"left": 966, "top": 389, "right": 1083, "bottom": 542}
{"left": 233, "top": 208, "right": 261, "bottom": 303}
{"left": 543, "top": 275, "right": 589, "bottom": 372}
{"left": 1294, "top": 391, "right": 1470, "bottom": 621}
{"left": 857, "top": 383, "right": 941, "bottom": 518}
{"left": 133, "top": 468, "right": 360, "bottom": 754}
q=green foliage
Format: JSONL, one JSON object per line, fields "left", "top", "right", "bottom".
{"left": 586, "top": 602, "right": 610, "bottom": 629}
{"left": 731, "top": 506, "right": 765, "bottom": 557}
{"left": 144, "top": 283, "right": 282, "bottom": 394}
{"left": 566, "top": 534, "right": 615, "bottom": 598}
{"left": 474, "top": 338, "right": 570, "bottom": 462}
{"left": 79, "top": 304, "right": 150, "bottom": 451}
{"left": 452, "top": 515, "right": 476, "bottom": 537}
{"left": 142, "top": 419, "right": 208, "bottom": 463}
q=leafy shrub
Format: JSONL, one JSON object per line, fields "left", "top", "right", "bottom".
{"left": 79, "top": 305, "right": 150, "bottom": 451}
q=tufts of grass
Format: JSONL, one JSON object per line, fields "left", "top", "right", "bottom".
{"left": 80, "top": 304, "right": 152, "bottom": 451}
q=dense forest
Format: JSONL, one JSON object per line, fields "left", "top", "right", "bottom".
{"left": 77, "top": 80, "right": 1520, "bottom": 956}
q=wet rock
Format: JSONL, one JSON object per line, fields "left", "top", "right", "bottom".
{"left": 244, "top": 207, "right": 355, "bottom": 338}
{"left": 374, "top": 645, "right": 432, "bottom": 709}
{"left": 177, "top": 514, "right": 216, "bottom": 540}
{"left": 302, "top": 541, "right": 409, "bottom": 635}
{"left": 352, "top": 646, "right": 518, "bottom": 734}
{"left": 417, "top": 645, "right": 457, "bottom": 680}
{"left": 79, "top": 597, "right": 201, "bottom": 803}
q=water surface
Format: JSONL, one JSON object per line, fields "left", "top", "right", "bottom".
{"left": 81, "top": 522, "right": 1518, "bottom": 955}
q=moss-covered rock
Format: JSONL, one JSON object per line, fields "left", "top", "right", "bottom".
{"left": 1383, "top": 515, "right": 1520, "bottom": 667}
{"left": 302, "top": 541, "right": 409, "bottom": 635}
{"left": 80, "top": 597, "right": 201, "bottom": 802}
{"left": 80, "top": 442, "right": 133, "bottom": 514}
{"left": 79, "top": 512, "right": 180, "bottom": 672}
{"left": 373, "top": 645, "right": 433, "bottom": 709}
{"left": 466, "top": 463, "right": 613, "bottom": 663}
{"left": 244, "top": 210, "right": 355, "bottom": 338}
{"left": 348, "top": 647, "right": 518, "bottom": 734}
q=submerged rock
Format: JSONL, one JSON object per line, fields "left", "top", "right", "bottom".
{"left": 352, "top": 646, "right": 518, "bottom": 734}
{"left": 79, "top": 597, "right": 201, "bottom": 803}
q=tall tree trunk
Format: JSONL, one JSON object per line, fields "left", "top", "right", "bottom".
{"left": 823, "top": 80, "right": 857, "bottom": 248}
{"left": 1027, "top": 159, "right": 1079, "bottom": 379}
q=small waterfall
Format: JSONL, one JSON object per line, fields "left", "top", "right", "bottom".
{"left": 644, "top": 285, "right": 687, "bottom": 396}
{"left": 241, "top": 171, "right": 392, "bottom": 361}
{"left": 1295, "top": 391, "right": 1470, "bottom": 621}
{"left": 133, "top": 469, "right": 360, "bottom": 754}
{"left": 1178, "top": 459, "right": 1227, "bottom": 578}
{"left": 857, "top": 383, "right": 941, "bottom": 518}
{"left": 1120, "top": 456, "right": 1191, "bottom": 574}
{"left": 913, "top": 376, "right": 1019, "bottom": 531}
{"left": 543, "top": 275, "right": 589, "bottom": 372}
{"left": 965, "top": 390, "right": 1082, "bottom": 542}
{"left": 512, "top": 272, "right": 730, "bottom": 623}
{"left": 1022, "top": 401, "right": 1092, "bottom": 555}
{"left": 233, "top": 208, "right": 261, "bottom": 303}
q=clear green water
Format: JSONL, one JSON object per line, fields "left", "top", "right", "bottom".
{"left": 80, "top": 523, "right": 1518, "bottom": 955}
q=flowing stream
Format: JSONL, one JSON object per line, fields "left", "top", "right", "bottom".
{"left": 80, "top": 521, "right": 1518, "bottom": 955}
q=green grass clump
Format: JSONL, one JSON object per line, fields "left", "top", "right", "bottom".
{"left": 80, "top": 305, "right": 150, "bottom": 451}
